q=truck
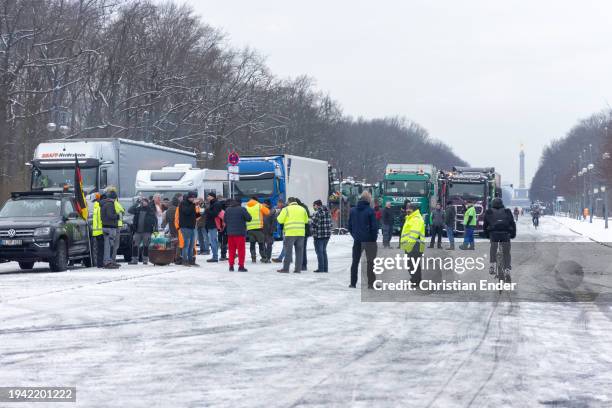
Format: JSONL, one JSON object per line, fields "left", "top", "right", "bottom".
{"left": 381, "top": 164, "right": 438, "bottom": 234}
{"left": 438, "top": 166, "right": 501, "bottom": 235}
{"left": 235, "top": 155, "right": 329, "bottom": 211}
{"left": 135, "top": 164, "right": 228, "bottom": 200}
{"left": 30, "top": 138, "right": 197, "bottom": 198}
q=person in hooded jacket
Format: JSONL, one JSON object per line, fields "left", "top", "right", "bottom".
{"left": 178, "top": 191, "right": 201, "bottom": 266}
{"left": 348, "top": 191, "right": 378, "bottom": 288}
{"left": 128, "top": 197, "right": 158, "bottom": 265}
{"left": 483, "top": 197, "right": 516, "bottom": 275}
{"left": 311, "top": 199, "right": 332, "bottom": 272}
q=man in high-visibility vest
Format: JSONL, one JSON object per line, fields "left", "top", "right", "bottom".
{"left": 92, "top": 193, "right": 105, "bottom": 268}
{"left": 276, "top": 197, "right": 308, "bottom": 273}
{"left": 400, "top": 202, "right": 426, "bottom": 284}
{"left": 246, "top": 196, "right": 270, "bottom": 263}
{"left": 459, "top": 201, "right": 477, "bottom": 250}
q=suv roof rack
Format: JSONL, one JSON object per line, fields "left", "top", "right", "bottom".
{"left": 10, "top": 191, "right": 69, "bottom": 199}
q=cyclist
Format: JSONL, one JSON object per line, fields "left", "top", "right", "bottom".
{"left": 483, "top": 198, "right": 516, "bottom": 276}
{"left": 531, "top": 206, "right": 540, "bottom": 228}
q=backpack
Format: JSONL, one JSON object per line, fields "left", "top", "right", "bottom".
{"left": 488, "top": 208, "right": 511, "bottom": 241}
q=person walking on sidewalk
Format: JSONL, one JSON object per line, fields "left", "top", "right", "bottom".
{"left": 101, "top": 190, "right": 120, "bottom": 269}
{"left": 128, "top": 197, "right": 158, "bottom": 265}
{"left": 179, "top": 191, "right": 201, "bottom": 266}
{"left": 381, "top": 201, "right": 394, "bottom": 248}
{"left": 246, "top": 196, "right": 270, "bottom": 263}
{"left": 311, "top": 199, "right": 332, "bottom": 272}
{"left": 444, "top": 201, "right": 456, "bottom": 250}
{"left": 429, "top": 202, "right": 444, "bottom": 249}
{"left": 224, "top": 199, "right": 251, "bottom": 272}
{"left": 204, "top": 192, "right": 222, "bottom": 262}
{"left": 262, "top": 199, "right": 276, "bottom": 263}
{"left": 276, "top": 197, "right": 309, "bottom": 274}
{"left": 459, "top": 201, "right": 477, "bottom": 250}
{"left": 348, "top": 191, "right": 378, "bottom": 288}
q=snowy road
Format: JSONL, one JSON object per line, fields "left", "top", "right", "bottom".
{"left": 1, "top": 216, "right": 612, "bottom": 407}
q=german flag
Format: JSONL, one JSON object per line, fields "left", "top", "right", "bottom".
{"left": 74, "top": 155, "right": 88, "bottom": 220}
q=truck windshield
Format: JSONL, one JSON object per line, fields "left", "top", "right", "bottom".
{"left": 448, "top": 183, "right": 485, "bottom": 200}
{"left": 384, "top": 180, "right": 426, "bottom": 196}
{"left": 32, "top": 167, "right": 97, "bottom": 192}
{"left": 0, "top": 199, "right": 61, "bottom": 217}
{"left": 233, "top": 177, "right": 275, "bottom": 199}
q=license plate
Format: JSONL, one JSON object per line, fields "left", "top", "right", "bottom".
{"left": 1, "top": 239, "right": 22, "bottom": 246}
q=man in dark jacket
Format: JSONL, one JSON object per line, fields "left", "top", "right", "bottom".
{"left": 101, "top": 190, "right": 120, "bottom": 269}
{"left": 224, "top": 199, "right": 252, "bottom": 272}
{"left": 444, "top": 201, "right": 456, "bottom": 250}
{"left": 311, "top": 200, "right": 332, "bottom": 272}
{"left": 178, "top": 191, "right": 201, "bottom": 266}
{"left": 204, "top": 192, "right": 223, "bottom": 262}
{"left": 128, "top": 197, "right": 158, "bottom": 265}
{"left": 348, "top": 192, "right": 378, "bottom": 288}
{"left": 381, "top": 202, "right": 394, "bottom": 248}
{"left": 429, "top": 203, "right": 445, "bottom": 249}
{"left": 262, "top": 199, "right": 275, "bottom": 263}
{"left": 483, "top": 198, "right": 516, "bottom": 276}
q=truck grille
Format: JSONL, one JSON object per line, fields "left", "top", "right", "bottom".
{"left": 0, "top": 229, "right": 35, "bottom": 238}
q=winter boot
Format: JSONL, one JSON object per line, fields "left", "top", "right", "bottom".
{"left": 437, "top": 244, "right": 442, "bottom": 249}
{"left": 458, "top": 244, "right": 468, "bottom": 250}
{"left": 489, "top": 263, "right": 496, "bottom": 275}
{"left": 238, "top": 267, "right": 248, "bottom": 272}
{"left": 251, "top": 255, "right": 257, "bottom": 263}
{"left": 428, "top": 243, "right": 434, "bottom": 249}
{"left": 142, "top": 257, "right": 148, "bottom": 265}
{"left": 469, "top": 243, "right": 475, "bottom": 250}
{"left": 447, "top": 244, "right": 455, "bottom": 250}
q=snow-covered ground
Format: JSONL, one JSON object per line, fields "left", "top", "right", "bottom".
{"left": 0, "top": 217, "right": 611, "bottom": 407}
{"left": 551, "top": 215, "right": 612, "bottom": 244}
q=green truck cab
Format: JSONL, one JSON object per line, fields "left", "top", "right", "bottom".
{"left": 381, "top": 164, "right": 437, "bottom": 234}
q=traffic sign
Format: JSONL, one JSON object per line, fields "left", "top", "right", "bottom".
{"left": 228, "top": 165, "right": 239, "bottom": 174}
{"left": 228, "top": 151, "right": 239, "bottom": 166}
{"left": 229, "top": 173, "right": 240, "bottom": 181}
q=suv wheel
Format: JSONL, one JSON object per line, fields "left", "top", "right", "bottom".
{"left": 49, "top": 239, "right": 68, "bottom": 272}
{"left": 18, "top": 261, "right": 35, "bottom": 270}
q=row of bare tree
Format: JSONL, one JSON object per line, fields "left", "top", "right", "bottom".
{"left": 0, "top": 0, "right": 466, "bottom": 198}
{"left": 530, "top": 110, "right": 612, "bottom": 211}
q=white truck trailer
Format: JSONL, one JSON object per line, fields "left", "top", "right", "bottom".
{"left": 30, "top": 138, "right": 197, "bottom": 198}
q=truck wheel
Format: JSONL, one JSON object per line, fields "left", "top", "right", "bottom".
{"left": 18, "top": 261, "right": 35, "bottom": 270}
{"left": 83, "top": 256, "right": 93, "bottom": 268}
{"left": 49, "top": 239, "right": 68, "bottom": 272}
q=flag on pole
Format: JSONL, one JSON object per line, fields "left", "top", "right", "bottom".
{"left": 74, "top": 155, "right": 88, "bottom": 220}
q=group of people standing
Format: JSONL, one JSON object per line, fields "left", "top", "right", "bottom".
{"left": 93, "top": 188, "right": 334, "bottom": 273}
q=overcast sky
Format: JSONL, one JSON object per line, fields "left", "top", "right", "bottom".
{"left": 188, "top": 0, "right": 612, "bottom": 187}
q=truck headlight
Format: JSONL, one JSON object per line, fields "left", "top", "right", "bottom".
{"left": 33, "top": 227, "right": 52, "bottom": 237}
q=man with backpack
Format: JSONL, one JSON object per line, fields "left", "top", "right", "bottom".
{"left": 483, "top": 198, "right": 516, "bottom": 276}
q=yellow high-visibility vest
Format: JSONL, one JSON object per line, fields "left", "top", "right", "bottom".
{"left": 247, "top": 203, "right": 262, "bottom": 230}
{"left": 92, "top": 201, "right": 103, "bottom": 237}
{"left": 400, "top": 209, "right": 425, "bottom": 253}
{"left": 277, "top": 203, "right": 308, "bottom": 237}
